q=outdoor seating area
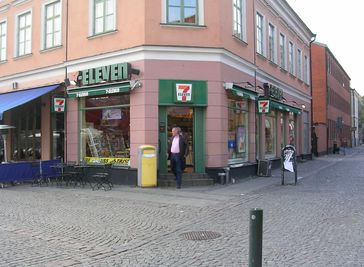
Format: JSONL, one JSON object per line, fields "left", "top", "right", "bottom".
{"left": 0, "top": 160, "right": 113, "bottom": 191}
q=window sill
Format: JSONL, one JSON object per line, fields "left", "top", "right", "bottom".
{"left": 13, "top": 53, "right": 33, "bottom": 60}
{"left": 256, "top": 52, "right": 267, "bottom": 60}
{"left": 88, "top": 29, "right": 118, "bottom": 39}
{"left": 280, "top": 67, "right": 288, "bottom": 73}
{"left": 0, "top": 59, "right": 7, "bottom": 64}
{"left": 160, "top": 23, "right": 206, "bottom": 29}
{"left": 232, "top": 35, "right": 248, "bottom": 46}
{"left": 269, "top": 60, "right": 278, "bottom": 67}
{"left": 40, "top": 45, "right": 63, "bottom": 53}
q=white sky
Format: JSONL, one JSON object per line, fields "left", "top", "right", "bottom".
{"left": 286, "top": 0, "right": 363, "bottom": 96}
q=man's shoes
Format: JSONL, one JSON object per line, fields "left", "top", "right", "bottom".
{"left": 176, "top": 186, "right": 181, "bottom": 189}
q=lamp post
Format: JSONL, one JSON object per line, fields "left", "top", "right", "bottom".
{"left": 0, "top": 125, "right": 15, "bottom": 163}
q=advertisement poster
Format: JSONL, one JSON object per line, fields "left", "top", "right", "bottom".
{"left": 102, "top": 109, "right": 122, "bottom": 120}
{"left": 236, "top": 126, "right": 246, "bottom": 153}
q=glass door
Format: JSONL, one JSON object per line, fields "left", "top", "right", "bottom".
{"left": 167, "top": 106, "right": 194, "bottom": 173}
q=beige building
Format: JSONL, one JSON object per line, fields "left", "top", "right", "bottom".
{"left": 0, "top": 0, "right": 314, "bottom": 184}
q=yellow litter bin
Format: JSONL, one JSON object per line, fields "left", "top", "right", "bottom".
{"left": 137, "top": 145, "right": 157, "bottom": 187}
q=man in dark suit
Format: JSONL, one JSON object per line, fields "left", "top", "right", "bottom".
{"left": 168, "top": 127, "right": 188, "bottom": 189}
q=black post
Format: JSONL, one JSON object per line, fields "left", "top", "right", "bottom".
{"left": 249, "top": 208, "right": 263, "bottom": 267}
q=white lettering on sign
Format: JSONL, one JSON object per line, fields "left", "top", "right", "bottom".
{"left": 105, "top": 88, "right": 120, "bottom": 94}
{"left": 76, "top": 91, "right": 89, "bottom": 97}
{"left": 176, "top": 84, "right": 192, "bottom": 102}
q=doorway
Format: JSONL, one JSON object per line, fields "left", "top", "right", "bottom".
{"left": 167, "top": 106, "right": 194, "bottom": 172}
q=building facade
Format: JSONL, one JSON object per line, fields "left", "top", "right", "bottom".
{"left": 351, "top": 88, "right": 360, "bottom": 146}
{"left": 311, "top": 42, "right": 352, "bottom": 154}
{"left": 0, "top": 0, "right": 313, "bottom": 184}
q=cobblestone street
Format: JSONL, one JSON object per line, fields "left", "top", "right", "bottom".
{"left": 1, "top": 147, "right": 364, "bottom": 266}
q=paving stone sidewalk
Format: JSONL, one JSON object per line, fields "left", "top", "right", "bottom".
{"left": 0, "top": 146, "right": 363, "bottom": 266}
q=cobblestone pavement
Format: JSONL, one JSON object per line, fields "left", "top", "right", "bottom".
{"left": 1, "top": 147, "right": 364, "bottom": 266}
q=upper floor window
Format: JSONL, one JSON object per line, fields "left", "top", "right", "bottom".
{"left": 44, "top": 0, "right": 61, "bottom": 49}
{"left": 288, "top": 41, "right": 294, "bottom": 75}
{"left": 279, "top": 33, "right": 286, "bottom": 69}
{"left": 297, "top": 49, "right": 302, "bottom": 80}
{"left": 17, "top": 11, "right": 32, "bottom": 57}
{"left": 92, "top": 0, "right": 115, "bottom": 35}
{"left": 268, "top": 23, "right": 276, "bottom": 63}
{"left": 167, "top": 0, "right": 197, "bottom": 24}
{"left": 256, "top": 12, "right": 264, "bottom": 55}
{"left": 303, "top": 55, "right": 308, "bottom": 83}
{"left": 233, "top": 0, "right": 246, "bottom": 41}
{"left": 0, "top": 20, "right": 6, "bottom": 61}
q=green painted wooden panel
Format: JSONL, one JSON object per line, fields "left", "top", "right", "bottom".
{"left": 194, "top": 107, "right": 205, "bottom": 173}
{"left": 159, "top": 80, "right": 207, "bottom": 106}
{"left": 158, "top": 107, "right": 168, "bottom": 173}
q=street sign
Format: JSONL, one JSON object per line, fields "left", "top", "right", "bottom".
{"left": 281, "top": 145, "right": 297, "bottom": 185}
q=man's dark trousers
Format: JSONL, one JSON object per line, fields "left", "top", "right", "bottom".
{"left": 171, "top": 153, "right": 183, "bottom": 188}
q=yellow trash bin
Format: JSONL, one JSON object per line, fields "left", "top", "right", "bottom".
{"left": 137, "top": 145, "right": 157, "bottom": 187}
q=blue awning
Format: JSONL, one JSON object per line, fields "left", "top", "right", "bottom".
{"left": 0, "top": 84, "right": 59, "bottom": 120}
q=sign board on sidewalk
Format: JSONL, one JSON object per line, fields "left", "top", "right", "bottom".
{"left": 281, "top": 145, "right": 297, "bottom": 185}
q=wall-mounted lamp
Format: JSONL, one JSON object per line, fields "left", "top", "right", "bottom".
{"left": 130, "top": 80, "right": 142, "bottom": 90}
{"left": 286, "top": 100, "right": 306, "bottom": 109}
{"left": 12, "top": 82, "right": 18, "bottom": 90}
{"left": 223, "top": 82, "right": 233, "bottom": 90}
{"left": 64, "top": 78, "right": 77, "bottom": 87}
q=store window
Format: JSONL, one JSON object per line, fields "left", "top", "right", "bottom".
{"left": 289, "top": 112, "right": 296, "bottom": 146}
{"left": 80, "top": 93, "right": 130, "bottom": 167}
{"left": 280, "top": 112, "right": 286, "bottom": 148}
{"left": 52, "top": 112, "right": 64, "bottom": 160}
{"left": 11, "top": 100, "right": 42, "bottom": 161}
{"left": 265, "top": 111, "right": 276, "bottom": 158}
{"left": 228, "top": 99, "right": 248, "bottom": 163}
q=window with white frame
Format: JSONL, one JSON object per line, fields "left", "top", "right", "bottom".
{"left": 268, "top": 23, "right": 276, "bottom": 63}
{"left": 233, "top": 0, "right": 246, "bottom": 41}
{"left": 297, "top": 49, "right": 302, "bottom": 80}
{"left": 44, "top": 0, "right": 61, "bottom": 49}
{"left": 303, "top": 55, "right": 308, "bottom": 83}
{"left": 0, "top": 20, "right": 6, "bottom": 61}
{"left": 256, "top": 12, "right": 264, "bottom": 55}
{"left": 288, "top": 41, "right": 294, "bottom": 75}
{"left": 92, "top": 0, "right": 115, "bottom": 35}
{"left": 167, "top": 0, "right": 198, "bottom": 24}
{"left": 17, "top": 11, "right": 32, "bottom": 57}
{"left": 279, "top": 33, "right": 286, "bottom": 69}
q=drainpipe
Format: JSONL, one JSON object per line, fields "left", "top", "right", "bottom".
{"left": 309, "top": 34, "right": 316, "bottom": 157}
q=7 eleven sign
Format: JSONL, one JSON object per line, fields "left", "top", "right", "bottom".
{"left": 52, "top": 96, "right": 66, "bottom": 113}
{"left": 258, "top": 99, "right": 270, "bottom": 113}
{"left": 176, "top": 84, "right": 192, "bottom": 102}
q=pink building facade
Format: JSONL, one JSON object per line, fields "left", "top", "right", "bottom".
{"left": 0, "top": 0, "right": 313, "bottom": 184}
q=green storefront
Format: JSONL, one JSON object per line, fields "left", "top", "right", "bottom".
{"left": 158, "top": 80, "right": 207, "bottom": 174}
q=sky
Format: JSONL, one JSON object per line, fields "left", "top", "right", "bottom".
{"left": 286, "top": 0, "right": 363, "bottom": 96}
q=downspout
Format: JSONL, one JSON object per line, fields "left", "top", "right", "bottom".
{"left": 309, "top": 34, "right": 316, "bottom": 156}
{"left": 64, "top": 0, "right": 70, "bottom": 162}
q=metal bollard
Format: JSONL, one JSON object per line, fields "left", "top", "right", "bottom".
{"left": 223, "top": 167, "right": 230, "bottom": 184}
{"left": 249, "top": 208, "right": 263, "bottom": 267}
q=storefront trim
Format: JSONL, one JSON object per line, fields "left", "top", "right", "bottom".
{"left": 67, "top": 81, "right": 130, "bottom": 98}
{"left": 225, "top": 85, "right": 258, "bottom": 100}
{"left": 270, "top": 100, "right": 301, "bottom": 114}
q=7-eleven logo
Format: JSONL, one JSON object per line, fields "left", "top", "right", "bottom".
{"left": 176, "top": 84, "right": 192, "bottom": 102}
{"left": 258, "top": 99, "right": 270, "bottom": 113}
{"left": 53, "top": 97, "right": 66, "bottom": 113}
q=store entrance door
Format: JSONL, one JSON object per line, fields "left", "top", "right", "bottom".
{"left": 167, "top": 106, "right": 194, "bottom": 173}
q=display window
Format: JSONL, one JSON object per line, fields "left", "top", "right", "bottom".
{"left": 80, "top": 93, "right": 130, "bottom": 167}
{"left": 228, "top": 99, "right": 249, "bottom": 163}
{"left": 265, "top": 111, "right": 276, "bottom": 158}
{"left": 280, "top": 112, "right": 286, "bottom": 148}
{"left": 11, "top": 100, "right": 42, "bottom": 161}
{"left": 289, "top": 112, "right": 296, "bottom": 146}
